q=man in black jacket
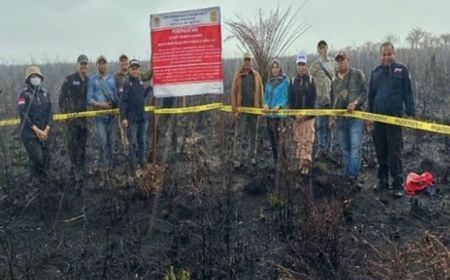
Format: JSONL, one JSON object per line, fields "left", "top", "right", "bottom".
{"left": 59, "top": 55, "right": 90, "bottom": 183}
{"left": 120, "top": 59, "right": 151, "bottom": 175}
{"left": 288, "top": 52, "right": 317, "bottom": 174}
{"left": 368, "top": 42, "right": 415, "bottom": 198}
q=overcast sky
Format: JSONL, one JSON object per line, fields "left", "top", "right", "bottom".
{"left": 1, "top": 0, "right": 449, "bottom": 64}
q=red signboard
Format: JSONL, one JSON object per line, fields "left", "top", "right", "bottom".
{"left": 150, "top": 7, "right": 223, "bottom": 97}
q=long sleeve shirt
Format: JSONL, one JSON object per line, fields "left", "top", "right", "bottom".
{"left": 368, "top": 62, "right": 415, "bottom": 117}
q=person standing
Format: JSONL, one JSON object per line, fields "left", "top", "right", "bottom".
{"left": 119, "top": 59, "right": 151, "bottom": 175}
{"left": 87, "top": 55, "right": 118, "bottom": 170}
{"left": 17, "top": 66, "right": 52, "bottom": 182}
{"left": 369, "top": 42, "right": 415, "bottom": 198}
{"left": 288, "top": 52, "right": 317, "bottom": 175}
{"left": 231, "top": 52, "right": 264, "bottom": 166}
{"left": 115, "top": 54, "right": 152, "bottom": 153}
{"left": 263, "top": 59, "right": 289, "bottom": 163}
{"left": 331, "top": 51, "right": 367, "bottom": 189}
{"left": 59, "top": 54, "right": 89, "bottom": 183}
{"left": 310, "top": 40, "right": 335, "bottom": 157}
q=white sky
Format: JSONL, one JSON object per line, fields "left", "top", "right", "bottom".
{"left": 0, "top": 0, "right": 449, "bottom": 64}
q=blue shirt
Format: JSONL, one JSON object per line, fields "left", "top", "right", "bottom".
{"left": 87, "top": 73, "right": 118, "bottom": 108}
{"left": 263, "top": 79, "right": 289, "bottom": 113}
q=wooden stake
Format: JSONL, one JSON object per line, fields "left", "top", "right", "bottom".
{"left": 220, "top": 93, "right": 225, "bottom": 161}
{"left": 151, "top": 97, "right": 157, "bottom": 165}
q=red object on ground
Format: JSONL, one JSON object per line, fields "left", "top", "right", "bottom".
{"left": 404, "top": 172, "right": 434, "bottom": 195}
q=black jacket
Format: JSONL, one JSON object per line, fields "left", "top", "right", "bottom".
{"left": 59, "top": 72, "right": 89, "bottom": 125}
{"left": 17, "top": 84, "right": 52, "bottom": 139}
{"left": 368, "top": 62, "right": 415, "bottom": 117}
{"left": 288, "top": 74, "right": 316, "bottom": 110}
{"left": 119, "top": 76, "right": 151, "bottom": 122}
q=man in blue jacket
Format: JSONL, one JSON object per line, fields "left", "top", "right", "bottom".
{"left": 120, "top": 59, "right": 151, "bottom": 175}
{"left": 87, "top": 55, "right": 118, "bottom": 170}
{"left": 368, "top": 42, "right": 415, "bottom": 198}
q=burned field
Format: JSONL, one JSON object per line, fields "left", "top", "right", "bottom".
{"left": 0, "top": 109, "right": 449, "bottom": 279}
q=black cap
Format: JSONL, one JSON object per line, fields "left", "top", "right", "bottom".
{"left": 335, "top": 51, "right": 348, "bottom": 61}
{"left": 77, "top": 54, "right": 89, "bottom": 64}
{"left": 317, "top": 40, "right": 328, "bottom": 47}
{"left": 129, "top": 59, "right": 140, "bottom": 68}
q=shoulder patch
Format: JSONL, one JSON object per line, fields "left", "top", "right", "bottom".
{"left": 17, "top": 97, "right": 25, "bottom": 105}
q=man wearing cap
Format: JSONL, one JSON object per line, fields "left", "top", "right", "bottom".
{"left": 17, "top": 66, "right": 53, "bottom": 181}
{"left": 119, "top": 59, "right": 152, "bottom": 175}
{"left": 87, "top": 55, "right": 118, "bottom": 170}
{"left": 59, "top": 55, "right": 90, "bottom": 183}
{"left": 368, "top": 42, "right": 415, "bottom": 198}
{"left": 310, "top": 40, "right": 335, "bottom": 157}
{"left": 231, "top": 52, "right": 263, "bottom": 167}
{"left": 330, "top": 51, "right": 367, "bottom": 189}
{"left": 114, "top": 54, "right": 152, "bottom": 152}
{"left": 288, "top": 52, "right": 317, "bottom": 175}
{"left": 115, "top": 54, "right": 152, "bottom": 90}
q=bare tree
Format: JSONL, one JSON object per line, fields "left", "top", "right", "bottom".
{"left": 225, "top": 3, "right": 310, "bottom": 81}
{"left": 383, "top": 33, "right": 400, "bottom": 46}
{"left": 406, "top": 27, "right": 426, "bottom": 49}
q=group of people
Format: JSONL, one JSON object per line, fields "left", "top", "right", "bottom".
{"left": 231, "top": 40, "right": 415, "bottom": 198}
{"left": 16, "top": 40, "right": 415, "bottom": 198}
{"left": 17, "top": 54, "right": 152, "bottom": 184}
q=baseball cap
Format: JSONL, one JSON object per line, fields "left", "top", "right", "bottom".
{"left": 335, "top": 51, "right": 348, "bottom": 60}
{"left": 296, "top": 52, "right": 307, "bottom": 64}
{"left": 129, "top": 59, "right": 140, "bottom": 68}
{"left": 243, "top": 52, "right": 253, "bottom": 60}
{"left": 77, "top": 54, "right": 89, "bottom": 64}
{"left": 96, "top": 55, "right": 107, "bottom": 64}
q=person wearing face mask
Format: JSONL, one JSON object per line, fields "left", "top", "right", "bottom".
{"left": 368, "top": 42, "right": 415, "bottom": 198}
{"left": 288, "top": 52, "right": 317, "bottom": 175}
{"left": 17, "top": 66, "right": 53, "bottom": 181}
{"left": 263, "top": 59, "right": 289, "bottom": 164}
{"left": 59, "top": 54, "right": 90, "bottom": 184}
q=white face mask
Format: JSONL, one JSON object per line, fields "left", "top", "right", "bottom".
{"left": 29, "top": 76, "right": 41, "bottom": 87}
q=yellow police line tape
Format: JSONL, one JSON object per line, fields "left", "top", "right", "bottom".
{"left": 0, "top": 103, "right": 449, "bottom": 135}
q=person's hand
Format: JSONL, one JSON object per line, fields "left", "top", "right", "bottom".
{"left": 121, "top": 119, "right": 128, "bottom": 128}
{"left": 346, "top": 101, "right": 357, "bottom": 113}
{"left": 262, "top": 106, "right": 270, "bottom": 114}
{"left": 96, "top": 102, "right": 112, "bottom": 109}
{"left": 407, "top": 115, "right": 415, "bottom": 120}
{"left": 41, "top": 126, "right": 50, "bottom": 141}
{"left": 32, "top": 126, "right": 47, "bottom": 140}
{"left": 329, "top": 117, "right": 336, "bottom": 130}
{"left": 365, "top": 120, "right": 374, "bottom": 133}
{"left": 272, "top": 106, "right": 280, "bottom": 113}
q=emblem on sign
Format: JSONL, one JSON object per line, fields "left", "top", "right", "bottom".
{"left": 210, "top": 10, "right": 217, "bottom": 23}
{"left": 152, "top": 16, "right": 161, "bottom": 28}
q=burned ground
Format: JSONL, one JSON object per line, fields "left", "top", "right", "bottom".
{"left": 0, "top": 110, "right": 449, "bottom": 279}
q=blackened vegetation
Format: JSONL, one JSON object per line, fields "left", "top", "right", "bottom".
{"left": 0, "top": 48, "right": 450, "bottom": 279}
